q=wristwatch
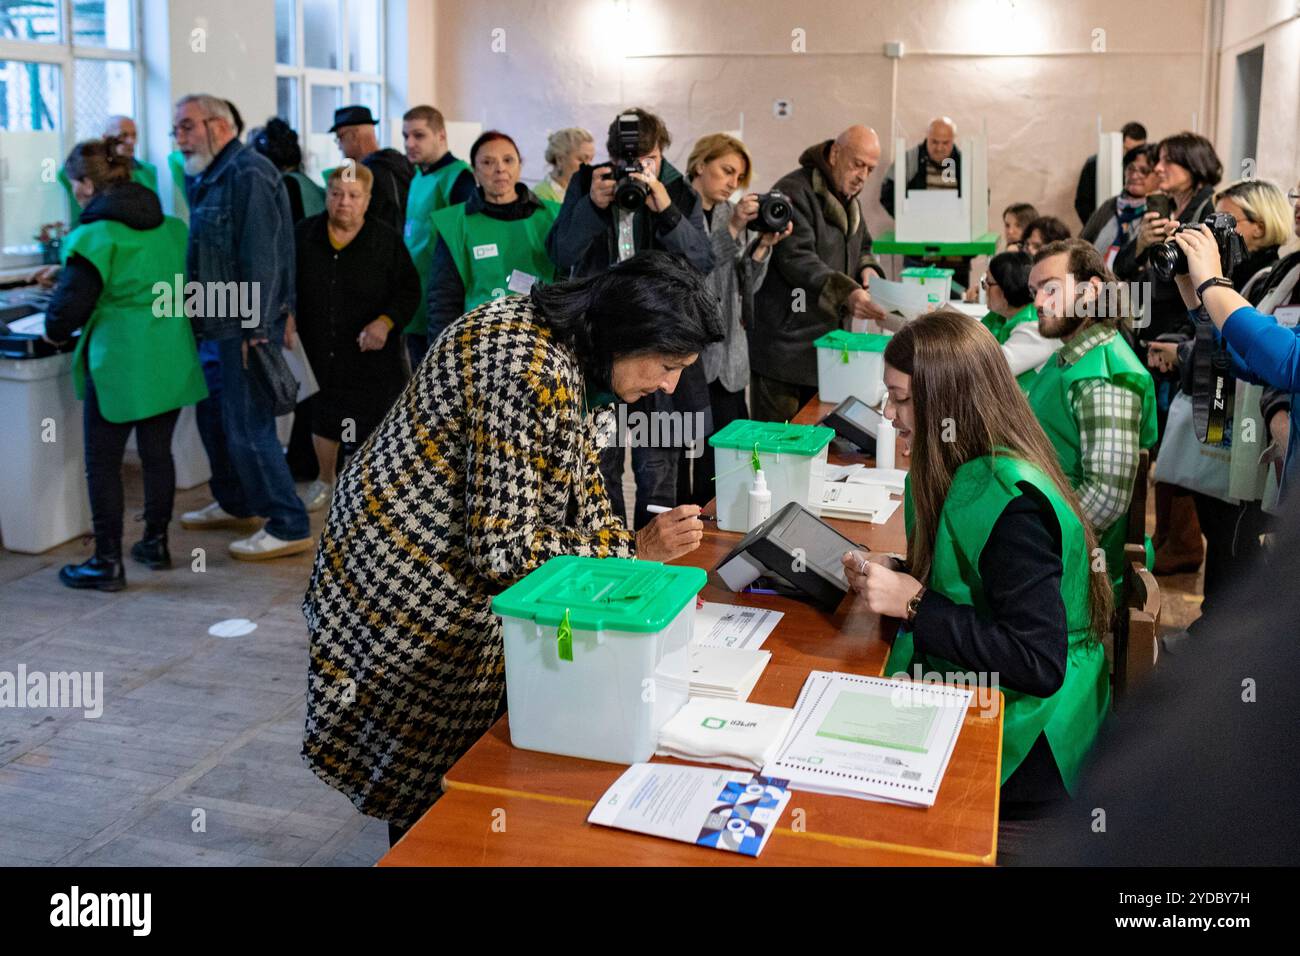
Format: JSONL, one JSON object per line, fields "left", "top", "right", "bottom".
{"left": 905, "top": 586, "right": 926, "bottom": 624}
{"left": 1195, "top": 276, "right": 1233, "bottom": 302}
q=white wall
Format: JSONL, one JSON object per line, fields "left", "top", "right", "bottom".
{"left": 141, "top": 0, "right": 278, "bottom": 214}
{"left": 428, "top": 0, "right": 1215, "bottom": 239}
{"left": 1213, "top": 0, "right": 1300, "bottom": 191}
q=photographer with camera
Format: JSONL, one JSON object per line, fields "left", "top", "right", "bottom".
{"left": 1113, "top": 131, "right": 1223, "bottom": 574}
{"left": 1149, "top": 179, "right": 1293, "bottom": 619}
{"left": 545, "top": 107, "right": 714, "bottom": 529}
{"left": 1167, "top": 181, "right": 1300, "bottom": 509}
{"left": 678, "top": 133, "right": 793, "bottom": 504}
{"left": 749, "top": 125, "right": 888, "bottom": 422}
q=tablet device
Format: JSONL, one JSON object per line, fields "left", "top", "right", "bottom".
{"left": 715, "top": 501, "right": 864, "bottom": 610}
{"left": 821, "top": 395, "right": 881, "bottom": 453}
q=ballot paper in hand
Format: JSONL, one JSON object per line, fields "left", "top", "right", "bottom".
{"left": 657, "top": 698, "right": 795, "bottom": 770}
{"left": 763, "top": 670, "right": 971, "bottom": 807}
{"left": 865, "top": 277, "right": 935, "bottom": 322}
{"left": 588, "top": 763, "right": 791, "bottom": 857}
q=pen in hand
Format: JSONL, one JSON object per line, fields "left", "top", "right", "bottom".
{"left": 645, "top": 504, "right": 717, "bottom": 522}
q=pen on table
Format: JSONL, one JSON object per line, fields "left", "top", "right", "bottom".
{"left": 645, "top": 504, "right": 716, "bottom": 521}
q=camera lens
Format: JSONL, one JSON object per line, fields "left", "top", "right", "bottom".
{"left": 614, "top": 176, "right": 649, "bottom": 210}
{"left": 757, "top": 193, "right": 791, "bottom": 232}
{"left": 1148, "top": 240, "right": 1186, "bottom": 283}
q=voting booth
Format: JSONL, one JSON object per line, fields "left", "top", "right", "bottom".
{"left": 0, "top": 352, "right": 92, "bottom": 553}
{"left": 892, "top": 133, "right": 989, "bottom": 244}
{"left": 1095, "top": 129, "right": 1126, "bottom": 212}
{"left": 493, "top": 555, "right": 705, "bottom": 764}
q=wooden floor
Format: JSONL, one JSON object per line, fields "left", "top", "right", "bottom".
{"left": 0, "top": 463, "right": 389, "bottom": 866}
{"left": 0, "top": 458, "right": 1197, "bottom": 867}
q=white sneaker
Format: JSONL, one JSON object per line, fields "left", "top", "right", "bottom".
{"left": 302, "top": 480, "right": 333, "bottom": 512}
{"left": 229, "top": 528, "right": 314, "bottom": 561}
{"left": 181, "top": 502, "right": 254, "bottom": 530}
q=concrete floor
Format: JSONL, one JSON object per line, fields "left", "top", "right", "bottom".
{"left": 0, "top": 459, "right": 1198, "bottom": 867}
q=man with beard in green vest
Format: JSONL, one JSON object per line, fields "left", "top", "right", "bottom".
{"left": 1026, "top": 239, "right": 1158, "bottom": 598}
{"left": 399, "top": 105, "right": 476, "bottom": 371}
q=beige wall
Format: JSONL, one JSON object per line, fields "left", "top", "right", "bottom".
{"left": 427, "top": 0, "right": 1222, "bottom": 243}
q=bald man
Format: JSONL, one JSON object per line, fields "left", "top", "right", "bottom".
{"left": 58, "top": 115, "right": 160, "bottom": 227}
{"left": 749, "top": 125, "right": 888, "bottom": 422}
{"left": 879, "top": 116, "right": 972, "bottom": 291}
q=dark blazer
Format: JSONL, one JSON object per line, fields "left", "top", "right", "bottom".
{"left": 294, "top": 213, "right": 420, "bottom": 413}
{"left": 879, "top": 141, "right": 964, "bottom": 215}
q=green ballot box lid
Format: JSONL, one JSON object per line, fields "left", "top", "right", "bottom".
{"left": 708, "top": 418, "right": 835, "bottom": 457}
{"left": 491, "top": 556, "right": 706, "bottom": 633}
{"left": 901, "top": 265, "right": 955, "bottom": 280}
{"left": 813, "top": 329, "right": 890, "bottom": 353}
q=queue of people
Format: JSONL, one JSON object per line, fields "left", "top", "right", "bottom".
{"left": 34, "top": 91, "right": 1299, "bottom": 853}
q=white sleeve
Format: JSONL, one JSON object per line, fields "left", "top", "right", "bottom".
{"left": 1001, "top": 321, "right": 1063, "bottom": 378}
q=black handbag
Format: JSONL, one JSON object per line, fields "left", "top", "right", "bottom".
{"left": 247, "top": 341, "right": 299, "bottom": 416}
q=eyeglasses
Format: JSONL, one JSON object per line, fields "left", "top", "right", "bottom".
{"left": 170, "top": 117, "right": 212, "bottom": 139}
{"left": 980, "top": 275, "right": 998, "bottom": 291}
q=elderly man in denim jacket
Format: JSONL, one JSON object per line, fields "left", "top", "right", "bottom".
{"left": 173, "top": 94, "right": 312, "bottom": 560}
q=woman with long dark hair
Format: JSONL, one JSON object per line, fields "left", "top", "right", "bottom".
{"left": 842, "top": 310, "right": 1111, "bottom": 822}
{"left": 302, "top": 251, "right": 723, "bottom": 844}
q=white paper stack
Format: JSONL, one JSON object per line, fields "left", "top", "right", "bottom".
{"left": 819, "top": 481, "right": 898, "bottom": 523}
{"left": 762, "top": 670, "right": 971, "bottom": 807}
{"left": 847, "top": 467, "right": 908, "bottom": 495}
{"left": 687, "top": 646, "right": 771, "bottom": 702}
{"left": 657, "top": 698, "right": 795, "bottom": 771}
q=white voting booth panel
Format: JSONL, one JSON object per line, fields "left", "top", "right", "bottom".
{"left": 1095, "top": 131, "right": 1125, "bottom": 211}
{"left": 893, "top": 135, "right": 988, "bottom": 244}
{"left": 0, "top": 354, "right": 92, "bottom": 553}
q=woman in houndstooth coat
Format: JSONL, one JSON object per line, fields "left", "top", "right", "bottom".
{"left": 301, "top": 251, "right": 723, "bottom": 832}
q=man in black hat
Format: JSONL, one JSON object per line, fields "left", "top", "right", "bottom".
{"left": 330, "top": 105, "right": 413, "bottom": 235}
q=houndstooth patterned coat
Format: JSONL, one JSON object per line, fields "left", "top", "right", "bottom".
{"left": 301, "top": 296, "right": 635, "bottom": 827}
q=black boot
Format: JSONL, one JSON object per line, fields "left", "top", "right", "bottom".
{"left": 130, "top": 529, "right": 172, "bottom": 570}
{"left": 59, "top": 546, "right": 126, "bottom": 592}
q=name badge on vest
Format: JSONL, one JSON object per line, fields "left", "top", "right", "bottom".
{"left": 1273, "top": 305, "right": 1300, "bottom": 329}
{"left": 472, "top": 243, "right": 499, "bottom": 260}
{"left": 507, "top": 269, "right": 538, "bottom": 295}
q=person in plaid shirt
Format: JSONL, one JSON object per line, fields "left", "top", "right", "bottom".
{"left": 1026, "top": 239, "right": 1158, "bottom": 593}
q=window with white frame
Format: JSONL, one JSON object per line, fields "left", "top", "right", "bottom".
{"left": 275, "top": 0, "right": 385, "bottom": 182}
{"left": 0, "top": 0, "right": 141, "bottom": 268}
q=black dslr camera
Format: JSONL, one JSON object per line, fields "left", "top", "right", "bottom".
{"left": 753, "top": 190, "right": 792, "bottom": 233}
{"left": 1149, "top": 212, "right": 1247, "bottom": 282}
{"left": 605, "top": 112, "right": 650, "bottom": 211}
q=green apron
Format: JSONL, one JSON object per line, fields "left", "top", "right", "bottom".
{"left": 1026, "top": 331, "right": 1158, "bottom": 588}
{"left": 980, "top": 302, "right": 1042, "bottom": 391}
{"left": 286, "top": 170, "right": 326, "bottom": 219}
{"left": 61, "top": 217, "right": 208, "bottom": 423}
{"left": 167, "top": 151, "right": 188, "bottom": 213}
{"left": 431, "top": 200, "right": 560, "bottom": 313}
{"left": 59, "top": 160, "right": 160, "bottom": 228}
{"left": 403, "top": 158, "right": 474, "bottom": 335}
{"left": 885, "top": 455, "right": 1109, "bottom": 793}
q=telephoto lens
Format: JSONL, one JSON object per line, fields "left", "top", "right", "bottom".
{"left": 754, "top": 190, "right": 792, "bottom": 233}
{"left": 613, "top": 166, "right": 650, "bottom": 210}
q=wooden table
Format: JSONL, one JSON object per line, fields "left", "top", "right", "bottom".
{"left": 379, "top": 398, "right": 1003, "bottom": 867}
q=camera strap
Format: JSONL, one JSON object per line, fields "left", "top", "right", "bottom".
{"left": 1191, "top": 314, "right": 1232, "bottom": 444}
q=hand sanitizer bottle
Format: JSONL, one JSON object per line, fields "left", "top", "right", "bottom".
{"left": 748, "top": 469, "right": 772, "bottom": 531}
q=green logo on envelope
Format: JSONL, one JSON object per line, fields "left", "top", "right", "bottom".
{"left": 701, "top": 717, "right": 726, "bottom": 729}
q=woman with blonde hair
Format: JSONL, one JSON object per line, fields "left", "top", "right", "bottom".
{"left": 681, "top": 132, "right": 791, "bottom": 503}
{"left": 534, "top": 127, "right": 595, "bottom": 203}
{"left": 1148, "top": 177, "right": 1296, "bottom": 620}
{"left": 842, "top": 309, "right": 1111, "bottom": 822}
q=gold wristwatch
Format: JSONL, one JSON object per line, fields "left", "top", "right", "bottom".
{"left": 905, "top": 586, "right": 926, "bottom": 624}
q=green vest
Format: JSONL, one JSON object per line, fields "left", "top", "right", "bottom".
{"left": 61, "top": 217, "right": 208, "bottom": 423}
{"left": 286, "top": 170, "right": 326, "bottom": 219}
{"left": 431, "top": 200, "right": 560, "bottom": 313}
{"left": 885, "top": 455, "right": 1109, "bottom": 793}
{"left": 980, "top": 302, "right": 1042, "bottom": 391}
{"left": 1025, "top": 329, "right": 1158, "bottom": 587}
{"left": 403, "top": 159, "right": 473, "bottom": 335}
{"left": 59, "top": 160, "right": 160, "bottom": 228}
{"left": 167, "top": 151, "right": 188, "bottom": 212}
